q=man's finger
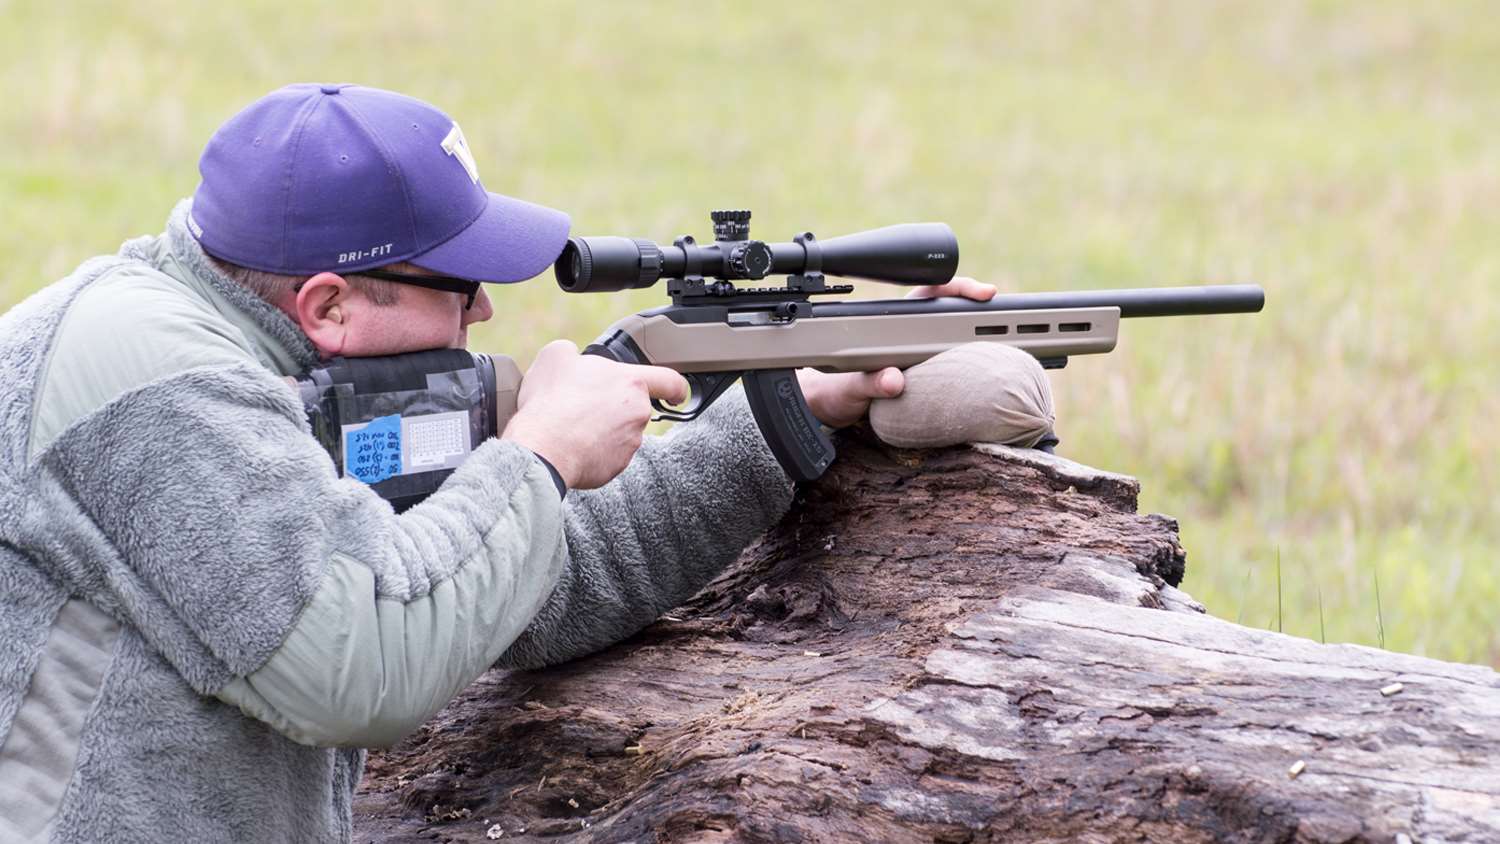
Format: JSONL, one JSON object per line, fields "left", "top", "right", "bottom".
{"left": 841, "top": 368, "right": 904, "bottom": 400}
{"left": 637, "top": 365, "right": 691, "bottom": 405}
{"left": 905, "top": 276, "right": 997, "bottom": 302}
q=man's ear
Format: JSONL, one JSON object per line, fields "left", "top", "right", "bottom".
{"left": 295, "top": 272, "right": 352, "bottom": 357}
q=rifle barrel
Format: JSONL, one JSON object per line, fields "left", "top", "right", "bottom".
{"left": 811, "top": 284, "right": 1265, "bottom": 319}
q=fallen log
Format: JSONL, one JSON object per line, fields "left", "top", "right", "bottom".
{"left": 354, "top": 428, "right": 1500, "bottom": 843}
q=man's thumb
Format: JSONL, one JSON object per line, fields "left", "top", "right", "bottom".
{"left": 875, "top": 367, "right": 905, "bottom": 398}
{"left": 529, "top": 339, "right": 579, "bottom": 372}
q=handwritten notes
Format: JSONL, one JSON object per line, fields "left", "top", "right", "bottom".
{"left": 345, "top": 414, "right": 402, "bottom": 484}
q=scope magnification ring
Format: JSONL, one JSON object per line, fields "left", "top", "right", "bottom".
{"left": 634, "top": 239, "right": 662, "bottom": 288}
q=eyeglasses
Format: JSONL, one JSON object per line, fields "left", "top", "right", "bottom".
{"left": 358, "top": 269, "right": 482, "bottom": 310}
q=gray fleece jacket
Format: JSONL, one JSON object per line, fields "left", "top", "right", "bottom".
{"left": 0, "top": 202, "right": 795, "bottom": 842}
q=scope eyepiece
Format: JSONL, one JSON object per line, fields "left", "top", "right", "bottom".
{"left": 555, "top": 237, "right": 663, "bottom": 294}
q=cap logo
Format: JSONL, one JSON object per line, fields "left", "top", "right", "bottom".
{"left": 440, "top": 122, "right": 480, "bottom": 184}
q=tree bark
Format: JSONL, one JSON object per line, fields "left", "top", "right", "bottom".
{"left": 354, "top": 428, "right": 1500, "bottom": 843}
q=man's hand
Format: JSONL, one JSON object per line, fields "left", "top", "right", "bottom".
{"left": 503, "top": 340, "right": 689, "bottom": 490}
{"left": 796, "top": 277, "right": 997, "bottom": 429}
{"left": 901, "top": 276, "right": 999, "bottom": 303}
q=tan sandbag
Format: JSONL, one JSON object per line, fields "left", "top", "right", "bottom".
{"left": 869, "top": 343, "right": 1055, "bottom": 449}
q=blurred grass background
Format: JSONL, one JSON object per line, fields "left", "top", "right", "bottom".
{"left": 2, "top": 1, "right": 1495, "bottom": 666}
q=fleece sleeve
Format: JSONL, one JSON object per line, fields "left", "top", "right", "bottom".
{"left": 18, "top": 277, "right": 569, "bottom": 748}
{"left": 496, "top": 385, "right": 796, "bottom": 670}
{"left": 20, "top": 360, "right": 569, "bottom": 747}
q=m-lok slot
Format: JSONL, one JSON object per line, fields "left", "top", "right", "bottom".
{"left": 976, "top": 321, "right": 1093, "bottom": 337}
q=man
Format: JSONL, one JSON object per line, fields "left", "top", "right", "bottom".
{"left": 0, "top": 83, "right": 993, "bottom": 841}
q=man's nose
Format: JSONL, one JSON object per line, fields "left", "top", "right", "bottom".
{"left": 462, "top": 286, "right": 494, "bottom": 326}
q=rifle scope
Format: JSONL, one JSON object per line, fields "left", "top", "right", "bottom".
{"left": 554, "top": 210, "right": 959, "bottom": 293}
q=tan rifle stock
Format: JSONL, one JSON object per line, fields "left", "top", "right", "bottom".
{"left": 601, "top": 304, "right": 1120, "bottom": 373}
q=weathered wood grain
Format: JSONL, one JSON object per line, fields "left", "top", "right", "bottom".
{"left": 355, "top": 429, "right": 1500, "bottom": 843}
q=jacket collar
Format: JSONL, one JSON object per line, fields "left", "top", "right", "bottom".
{"left": 120, "top": 200, "right": 320, "bottom": 377}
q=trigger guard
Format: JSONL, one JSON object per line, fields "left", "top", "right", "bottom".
{"left": 651, "top": 393, "right": 705, "bottom": 423}
{"left": 651, "top": 371, "right": 742, "bottom": 423}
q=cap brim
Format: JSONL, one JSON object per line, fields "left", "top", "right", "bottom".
{"left": 409, "top": 192, "right": 571, "bottom": 283}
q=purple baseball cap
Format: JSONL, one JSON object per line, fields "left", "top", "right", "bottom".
{"left": 189, "top": 83, "right": 569, "bottom": 283}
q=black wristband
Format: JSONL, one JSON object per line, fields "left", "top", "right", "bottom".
{"left": 531, "top": 452, "right": 567, "bottom": 500}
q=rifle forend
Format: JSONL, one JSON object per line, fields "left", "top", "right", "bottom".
{"left": 555, "top": 210, "right": 1266, "bottom": 481}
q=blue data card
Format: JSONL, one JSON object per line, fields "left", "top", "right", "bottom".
{"left": 345, "top": 414, "right": 402, "bottom": 485}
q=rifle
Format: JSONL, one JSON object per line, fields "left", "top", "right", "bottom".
{"left": 298, "top": 210, "right": 1263, "bottom": 510}
{"left": 558, "top": 210, "right": 1264, "bottom": 481}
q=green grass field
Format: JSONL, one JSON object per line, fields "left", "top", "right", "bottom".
{"left": 4, "top": 1, "right": 1496, "bottom": 665}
